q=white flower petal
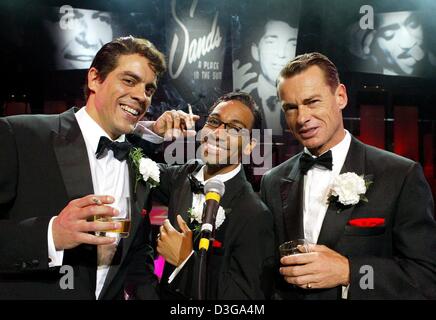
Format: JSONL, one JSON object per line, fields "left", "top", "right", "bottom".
{"left": 215, "top": 206, "right": 226, "bottom": 229}
{"left": 139, "top": 158, "right": 160, "bottom": 184}
{"left": 191, "top": 204, "right": 203, "bottom": 223}
{"left": 330, "top": 172, "right": 367, "bottom": 206}
{"left": 189, "top": 202, "right": 226, "bottom": 230}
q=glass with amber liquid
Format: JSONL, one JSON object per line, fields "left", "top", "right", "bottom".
{"left": 95, "top": 197, "right": 131, "bottom": 238}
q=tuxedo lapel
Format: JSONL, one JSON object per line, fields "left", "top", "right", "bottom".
{"left": 280, "top": 158, "right": 305, "bottom": 242}
{"left": 210, "top": 167, "right": 248, "bottom": 250}
{"left": 52, "top": 108, "right": 94, "bottom": 200}
{"left": 52, "top": 108, "right": 97, "bottom": 292}
{"left": 176, "top": 178, "right": 194, "bottom": 226}
{"left": 124, "top": 157, "right": 149, "bottom": 257}
{"left": 317, "top": 137, "right": 367, "bottom": 248}
{"left": 220, "top": 168, "right": 247, "bottom": 211}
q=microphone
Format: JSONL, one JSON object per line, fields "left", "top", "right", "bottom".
{"left": 198, "top": 178, "right": 225, "bottom": 252}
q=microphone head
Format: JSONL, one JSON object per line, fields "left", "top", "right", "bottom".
{"left": 204, "top": 178, "right": 225, "bottom": 197}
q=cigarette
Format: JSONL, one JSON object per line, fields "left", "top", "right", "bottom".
{"left": 92, "top": 197, "right": 102, "bottom": 205}
{"left": 187, "top": 104, "right": 194, "bottom": 130}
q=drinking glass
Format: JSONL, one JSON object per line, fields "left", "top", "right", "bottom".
{"left": 95, "top": 196, "right": 131, "bottom": 238}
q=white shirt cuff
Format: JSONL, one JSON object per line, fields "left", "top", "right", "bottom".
{"left": 48, "top": 216, "right": 64, "bottom": 268}
{"left": 134, "top": 121, "right": 164, "bottom": 144}
{"left": 167, "top": 250, "right": 195, "bottom": 284}
{"left": 341, "top": 285, "right": 350, "bottom": 299}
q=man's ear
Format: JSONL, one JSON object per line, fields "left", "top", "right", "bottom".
{"left": 251, "top": 43, "right": 260, "bottom": 62}
{"left": 336, "top": 84, "right": 348, "bottom": 111}
{"left": 243, "top": 137, "right": 257, "bottom": 156}
{"left": 87, "top": 67, "right": 101, "bottom": 95}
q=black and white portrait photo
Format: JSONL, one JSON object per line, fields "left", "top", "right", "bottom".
{"left": 346, "top": 10, "right": 436, "bottom": 78}
{"left": 232, "top": 0, "right": 301, "bottom": 136}
{"left": 43, "top": 6, "right": 115, "bottom": 70}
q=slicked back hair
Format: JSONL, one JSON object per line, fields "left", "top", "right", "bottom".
{"left": 84, "top": 36, "right": 166, "bottom": 100}
{"left": 279, "top": 52, "right": 340, "bottom": 93}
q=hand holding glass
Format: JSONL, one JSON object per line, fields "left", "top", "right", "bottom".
{"left": 279, "top": 239, "right": 313, "bottom": 257}
{"left": 95, "top": 197, "right": 131, "bottom": 238}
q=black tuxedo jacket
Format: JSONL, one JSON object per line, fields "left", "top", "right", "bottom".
{"left": 0, "top": 108, "right": 158, "bottom": 299}
{"left": 261, "top": 137, "right": 436, "bottom": 299}
{"left": 154, "top": 161, "right": 275, "bottom": 300}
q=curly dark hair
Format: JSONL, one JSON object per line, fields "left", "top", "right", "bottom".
{"left": 208, "top": 91, "right": 262, "bottom": 130}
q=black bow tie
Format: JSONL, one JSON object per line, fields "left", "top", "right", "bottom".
{"left": 299, "top": 150, "right": 333, "bottom": 175}
{"left": 95, "top": 136, "right": 132, "bottom": 161}
{"left": 188, "top": 173, "right": 204, "bottom": 194}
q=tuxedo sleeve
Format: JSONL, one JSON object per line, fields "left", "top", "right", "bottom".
{"left": 348, "top": 163, "right": 436, "bottom": 299}
{"left": 0, "top": 118, "right": 51, "bottom": 273}
{"left": 160, "top": 253, "right": 197, "bottom": 299}
{"left": 126, "top": 133, "right": 163, "bottom": 159}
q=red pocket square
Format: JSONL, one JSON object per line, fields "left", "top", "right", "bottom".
{"left": 348, "top": 218, "right": 385, "bottom": 227}
{"left": 212, "top": 240, "right": 223, "bottom": 248}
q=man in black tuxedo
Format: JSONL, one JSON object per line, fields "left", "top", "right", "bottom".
{"left": 261, "top": 52, "right": 436, "bottom": 299}
{"left": 154, "top": 92, "right": 274, "bottom": 299}
{"left": 0, "top": 36, "right": 196, "bottom": 299}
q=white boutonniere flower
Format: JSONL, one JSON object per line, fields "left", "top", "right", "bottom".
{"left": 328, "top": 172, "right": 372, "bottom": 210}
{"left": 189, "top": 203, "right": 226, "bottom": 230}
{"left": 129, "top": 147, "right": 160, "bottom": 191}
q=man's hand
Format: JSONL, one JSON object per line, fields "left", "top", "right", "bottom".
{"left": 232, "top": 59, "right": 257, "bottom": 93}
{"left": 52, "top": 195, "right": 120, "bottom": 250}
{"left": 279, "top": 245, "right": 350, "bottom": 289}
{"left": 152, "top": 110, "right": 200, "bottom": 141}
{"left": 157, "top": 215, "right": 193, "bottom": 267}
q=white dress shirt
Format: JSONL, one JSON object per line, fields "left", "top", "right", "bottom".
{"left": 76, "top": 107, "right": 131, "bottom": 299}
{"left": 47, "top": 107, "right": 160, "bottom": 299}
{"left": 168, "top": 163, "right": 242, "bottom": 283}
{"left": 302, "top": 130, "right": 351, "bottom": 244}
{"left": 302, "top": 130, "right": 351, "bottom": 298}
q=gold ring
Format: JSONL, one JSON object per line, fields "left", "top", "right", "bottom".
{"left": 307, "top": 283, "right": 312, "bottom": 289}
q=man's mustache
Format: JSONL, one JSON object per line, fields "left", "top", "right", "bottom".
{"left": 398, "top": 45, "right": 425, "bottom": 61}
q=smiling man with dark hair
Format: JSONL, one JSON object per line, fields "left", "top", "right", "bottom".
{"left": 155, "top": 91, "right": 274, "bottom": 300}
{"left": 0, "top": 36, "right": 197, "bottom": 299}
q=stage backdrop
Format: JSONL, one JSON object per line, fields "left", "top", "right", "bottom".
{"left": 164, "top": 0, "right": 231, "bottom": 115}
